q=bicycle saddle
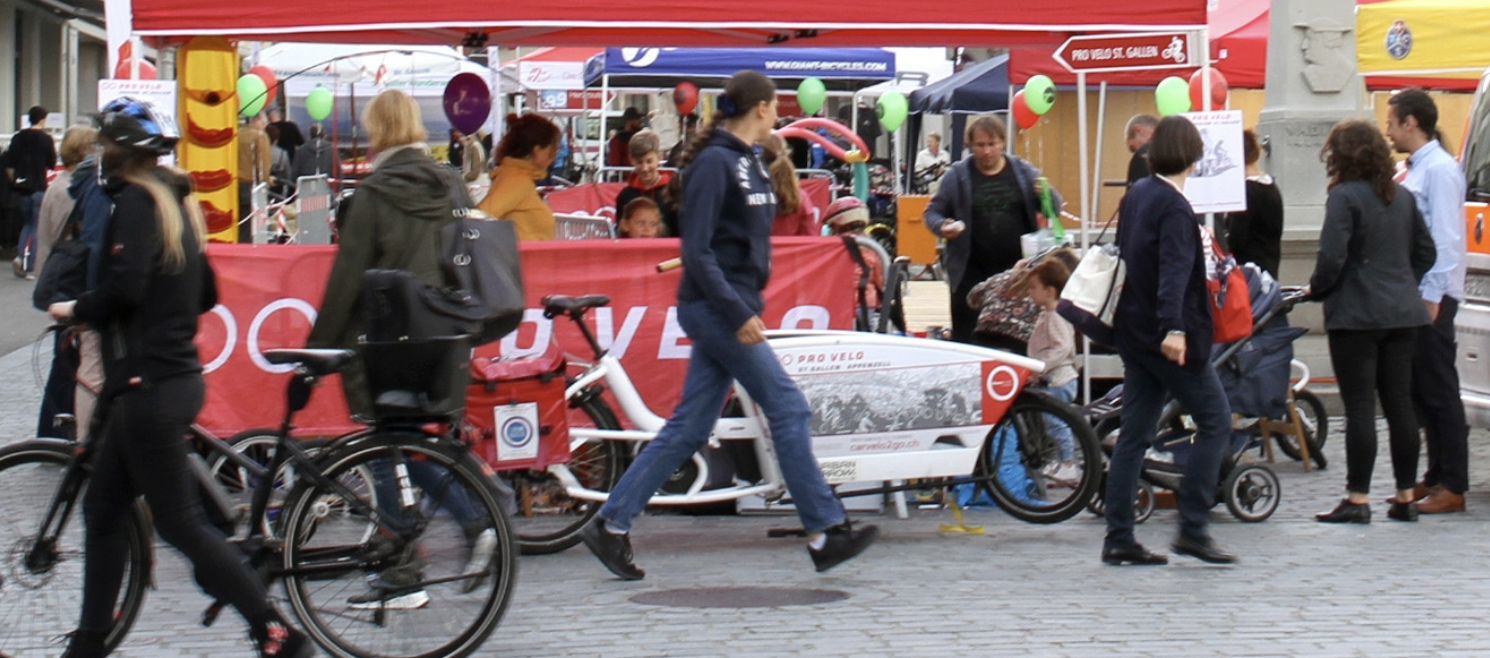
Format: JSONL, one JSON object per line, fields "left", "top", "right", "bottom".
{"left": 264, "top": 348, "right": 357, "bottom": 376}
{"left": 541, "top": 294, "right": 611, "bottom": 318}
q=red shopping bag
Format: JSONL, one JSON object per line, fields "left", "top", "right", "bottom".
{"left": 1201, "top": 226, "right": 1252, "bottom": 344}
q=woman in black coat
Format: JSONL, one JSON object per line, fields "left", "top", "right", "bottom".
{"left": 1309, "top": 119, "right": 1437, "bottom": 524}
{"left": 1102, "top": 115, "right": 1235, "bottom": 567}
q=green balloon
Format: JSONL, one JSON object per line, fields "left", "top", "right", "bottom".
{"left": 877, "top": 91, "right": 908, "bottom": 132}
{"left": 1025, "top": 74, "right": 1056, "bottom": 116}
{"left": 306, "top": 86, "right": 334, "bottom": 121}
{"left": 797, "top": 77, "right": 827, "bottom": 117}
{"left": 238, "top": 74, "right": 268, "bottom": 117}
{"left": 1155, "top": 76, "right": 1192, "bottom": 116}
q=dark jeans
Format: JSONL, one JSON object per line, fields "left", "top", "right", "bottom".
{"left": 1329, "top": 327, "right": 1420, "bottom": 494}
{"left": 1412, "top": 296, "right": 1469, "bottom": 493}
{"left": 17, "top": 190, "right": 43, "bottom": 271}
{"left": 949, "top": 267, "right": 997, "bottom": 344}
{"left": 80, "top": 376, "right": 272, "bottom": 633}
{"left": 38, "top": 329, "right": 79, "bottom": 438}
{"left": 1105, "top": 338, "right": 1231, "bottom": 547}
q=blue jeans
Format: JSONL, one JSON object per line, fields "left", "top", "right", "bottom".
{"left": 1042, "top": 379, "right": 1079, "bottom": 461}
{"left": 1104, "top": 338, "right": 1231, "bottom": 548}
{"left": 18, "top": 191, "right": 43, "bottom": 271}
{"left": 599, "top": 299, "right": 846, "bottom": 534}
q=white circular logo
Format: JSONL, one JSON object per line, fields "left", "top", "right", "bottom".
{"left": 984, "top": 365, "right": 1020, "bottom": 402}
{"left": 500, "top": 417, "right": 536, "bottom": 448}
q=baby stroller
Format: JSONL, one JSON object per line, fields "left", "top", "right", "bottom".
{"left": 1086, "top": 267, "right": 1314, "bottom": 523}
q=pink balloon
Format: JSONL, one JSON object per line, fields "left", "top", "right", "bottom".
{"left": 1012, "top": 90, "right": 1039, "bottom": 130}
{"left": 1189, "top": 68, "right": 1229, "bottom": 110}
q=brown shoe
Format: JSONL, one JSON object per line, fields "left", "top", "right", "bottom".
{"left": 1386, "top": 483, "right": 1441, "bottom": 505}
{"left": 1417, "top": 489, "right": 1466, "bottom": 514}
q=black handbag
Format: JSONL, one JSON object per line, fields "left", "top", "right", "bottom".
{"left": 360, "top": 268, "right": 486, "bottom": 343}
{"left": 32, "top": 200, "right": 90, "bottom": 311}
{"left": 440, "top": 208, "right": 525, "bottom": 345}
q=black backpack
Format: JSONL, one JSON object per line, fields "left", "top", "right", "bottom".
{"left": 32, "top": 200, "right": 90, "bottom": 311}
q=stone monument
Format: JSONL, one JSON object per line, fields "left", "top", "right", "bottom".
{"left": 1255, "top": 0, "right": 1362, "bottom": 236}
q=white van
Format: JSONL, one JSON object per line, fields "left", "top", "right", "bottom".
{"left": 1455, "top": 69, "right": 1490, "bottom": 427}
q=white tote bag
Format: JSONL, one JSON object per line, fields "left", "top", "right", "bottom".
{"left": 1056, "top": 243, "right": 1126, "bottom": 346}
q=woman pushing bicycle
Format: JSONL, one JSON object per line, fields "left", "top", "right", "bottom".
{"left": 45, "top": 97, "right": 312, "bottom": 658}
{"left": 578, "top": 70, "right": 879, "bottom": 580}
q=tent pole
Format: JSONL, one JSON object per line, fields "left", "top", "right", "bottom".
{"left": 1091, "top": 80, "right": 1107, "bottom": 239}
{"left": 1077, "top": 70, "right": 1092, "bottom": 405}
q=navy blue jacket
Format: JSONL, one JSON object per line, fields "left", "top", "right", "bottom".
{"left": 68, "top": 155, "right": 114, "bottom": 292}
{"left": 1113, "top": 176, "right": 1213, "bottom": 372}
{"left": 677, "top": 130, "right": 777, "bottom": 329}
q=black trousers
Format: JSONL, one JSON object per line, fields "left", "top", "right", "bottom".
{"left": 949, "top": 267, "right": 1000, "bottom": 344}
{"left": 1412, "top": 296, "right": 1470, "bottom": 494}
{"left": 38, "top": 330, "right": 79, "bottom": 438}
{"left": 80, "top": 376, "right": 272, "bottom": 633}
{"left": 1329, "top": 327, "right": 1420, "bottom": 494}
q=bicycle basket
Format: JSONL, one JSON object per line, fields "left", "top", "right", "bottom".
{"left": 359, "top": 335, "right": 473, "bottom": 420}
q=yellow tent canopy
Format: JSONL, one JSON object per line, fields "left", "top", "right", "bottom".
{"left": 1357, "top": 0, "right": 1487, "bottom": 78}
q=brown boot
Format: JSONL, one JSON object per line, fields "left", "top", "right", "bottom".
{"left": 1386, "top": 482, "right": 1441, "bottom": 505}
{"left": 1417, "top": 489, "right": 1466, "bottom": 514}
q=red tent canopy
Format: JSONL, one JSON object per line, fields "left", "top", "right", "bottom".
{"left": 127, "top": 0, "right": 1207, "bottom": 47}
{"left": 1007, "top": 0, "right": 1474, "bottom": 91}
{"left": 1008, "top": 0, "right": 1266, "bottom": 88}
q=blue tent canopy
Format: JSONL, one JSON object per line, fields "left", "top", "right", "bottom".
{"left": 908, "top": 54, "right": 1009, "bottom": 115}
{"left": 584, "top": 47, "right": 896, "bottom": 90}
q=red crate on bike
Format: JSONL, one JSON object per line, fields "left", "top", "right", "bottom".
{"left": 466, "top": 343, "right": 570, "bottom": 471}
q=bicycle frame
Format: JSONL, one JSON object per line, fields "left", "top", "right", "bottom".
{"left": 551, "top": 329, "right": 1048, "bottom": 507}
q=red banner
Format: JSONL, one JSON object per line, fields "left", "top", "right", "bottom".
{"left": 197, "top": 238, "right": 857, "bottom": 436}
{"left": 545, "top": 179, "right": 832, "bottom": 224}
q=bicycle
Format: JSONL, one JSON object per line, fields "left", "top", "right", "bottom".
{"left": 0, "top": 345, "right": 518, "bottom": 658}
{"left": 489, "top": 293, "right": 1104, "bottom": 555}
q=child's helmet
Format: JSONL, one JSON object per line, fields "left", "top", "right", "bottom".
{"left": 823, "top": 196, "right": 870, "bottom": 234}
{"left": 98, "top": 96, "right": 180, "bottom": 156}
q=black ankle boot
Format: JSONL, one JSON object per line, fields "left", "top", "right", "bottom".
{"left": 59, "top": 629, "right": 107, "bottom": 658}
{"left": 1316, "top": 498, "right": 1371, "bottom": 524}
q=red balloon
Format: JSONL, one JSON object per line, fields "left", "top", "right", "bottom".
{"left": 1012, "top": 90, "right": 1039, "bottom": 130}
{"left": 249, "top": 65, "right": 279, "bottom": 106}
{"left": 673, "top": 82, "right": 699, "bottom": 116}
{"left": 1188, "top": 67, "right": 1229, "bottom": 110}
{"left": 112, "top": 58, "right": 157, "bottom": 80}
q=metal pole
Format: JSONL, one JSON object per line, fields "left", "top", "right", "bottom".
{"left": 1076, "top": 70, "right": 1092, "bottom": 405}
{"left": 1090, "top": 80, "right": 1107, "bottom": 248}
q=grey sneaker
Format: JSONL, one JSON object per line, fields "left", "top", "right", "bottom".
{"left": 461, "top": 526, "right": 498, "bottom": 593}
{"left": 349, "top": 549, "right": 428, "bottom": 610}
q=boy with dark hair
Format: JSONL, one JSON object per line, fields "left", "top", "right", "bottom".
{"left": 6, "top": 105, "right": 57, "bottom": 277}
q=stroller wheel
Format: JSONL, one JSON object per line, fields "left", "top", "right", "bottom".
{"left": 1083, "top": 476, "right": 1154, "bottom": 524}
{"left": 1223, "top": 464, "right": 1280, "bottom": 522}
{"left": 1273, "top": 389, "right": 1329, "bottom": 469}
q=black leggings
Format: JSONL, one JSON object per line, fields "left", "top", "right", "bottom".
{"left": 79, "top": 375, "right": 272, "bottom": 633}
{"left": 1328, "top": 327, "right": 1420, "bottom": 494}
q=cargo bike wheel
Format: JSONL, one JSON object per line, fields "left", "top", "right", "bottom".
{"left": 505, "top": 395, "right": 624, "bottom": 555}
{"left": 977, "top": 391, "right": 1103, "bottom": 524}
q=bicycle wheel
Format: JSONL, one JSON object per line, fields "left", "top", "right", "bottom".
{"left": 0, "top": 440, "right": 151, "bottom": 658}
{"left": 280, "top": 434, "right": 517, "bottom": 658}
{"left": 977, "top": 392, "right": 1103, "bottom": 524}
{"left": 206, "top": 429, "right": 334, "bottom": 538}
{"left": 1273, "top": 389, "right": 1329, "bottom": 469}
{"left": 507, "top": 396, "right": 622, "bottom": 555}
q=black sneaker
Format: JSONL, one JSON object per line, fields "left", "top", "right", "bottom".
{"left": 809, "top": 521, "right": 880, "bottom": 573}
{"left": 578, "top": 519, "right": 645, "bottom": 580}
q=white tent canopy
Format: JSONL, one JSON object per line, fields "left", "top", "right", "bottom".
{"left": 255, "top": 43, "right": 521, "bottom": 98}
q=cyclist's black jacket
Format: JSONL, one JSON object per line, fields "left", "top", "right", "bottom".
{"left": 677, "top": 129, "right": 777, "bottom": 330}
{"left": 73, "top": 169, "right": 217, "bottom": 400}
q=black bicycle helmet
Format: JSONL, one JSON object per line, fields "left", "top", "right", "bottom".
{"left": 98, "top": 95, "right": 179, "bottom": 155}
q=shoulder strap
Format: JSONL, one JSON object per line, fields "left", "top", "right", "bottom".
{"left": 60, "top": 196, "right": 87, "bottom": 240}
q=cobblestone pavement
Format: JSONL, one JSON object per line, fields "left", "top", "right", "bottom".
{"left": 3, "top": 343, "right": 1490, "bottom": 658}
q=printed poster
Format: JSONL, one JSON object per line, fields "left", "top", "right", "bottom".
{"left": 1180, "top": 110, "right": 1246, "bottom": 214}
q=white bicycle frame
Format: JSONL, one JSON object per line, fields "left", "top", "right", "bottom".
{"left": 546, "top": 330, "right": 1047, "bottom": 508}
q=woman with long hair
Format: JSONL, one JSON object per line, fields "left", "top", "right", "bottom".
{"left": 763, "top": 134, "right": 819, "bottom": 236}
{"left": 47, "top": 96, "right": 312, "bottom": 657}
{"left": 578, "top": 71, "right": 878, "bottom": 580}
{"left": 1310, "top": 119, "right": 1437, "bottom": 524}
{"left": 1102, "top": 115, "right": 1235, "bottom": 567}
{"left": 478, "top": 113, "right": 560, "bottom": 240}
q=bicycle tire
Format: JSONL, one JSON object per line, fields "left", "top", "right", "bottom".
{"left": 977, "top": 391, "right": 1103, "bottom": 524}
{"left": 1273, "top": 389, "right": 1329, "bottom": 469}
{"left": 509, "top": 395, "right": 623, "bottom": 555}
{"left": 279, "top": 433, "right": 517, "bottom": 658}
{"left": 206, "top": 429, "right": 330, "bottom": 538}
{"left": 0, "top": 439, "right": 152, "bottom": 658}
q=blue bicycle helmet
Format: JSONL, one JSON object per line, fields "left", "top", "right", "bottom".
{"left": 98, "top": 95, "right": 179, "bottom": 156}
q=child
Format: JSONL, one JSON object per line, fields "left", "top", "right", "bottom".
{"left": 618, "top": 197, "right": 663, "bottom": 239}
{"left": 1023, "top": 258, "right": 1079, "bottom": 471}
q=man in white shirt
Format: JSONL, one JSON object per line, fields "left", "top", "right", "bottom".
{"left": 1385, "top": 88, "right": 1469, "bottom": 514}
{"left": 914, "top": 132, "right": 951, "bottom": 194}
